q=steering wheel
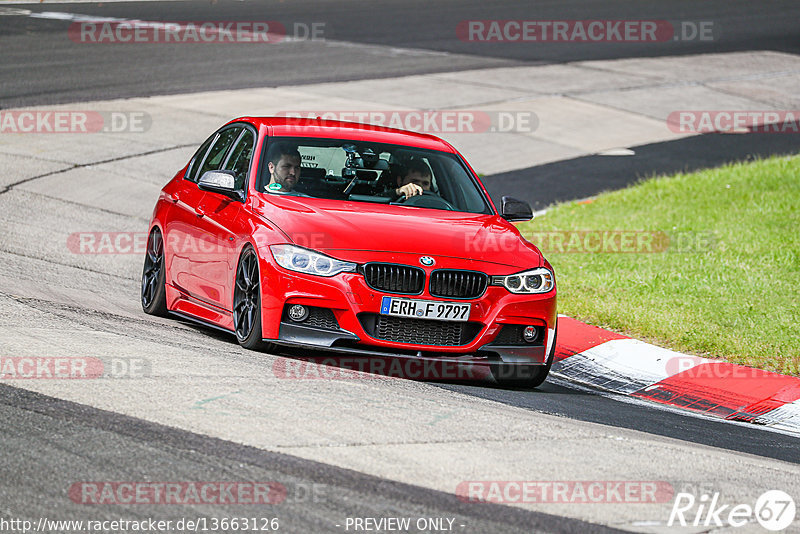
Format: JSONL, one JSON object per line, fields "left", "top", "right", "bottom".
{"left": 400, "top": 191, "right": 456, "bottom": 211}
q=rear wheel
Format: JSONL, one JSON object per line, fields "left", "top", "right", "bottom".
{"left": 233, "top": 246, "right": 276, "bottom": 351}
{"left": 491, "top": 323, "right": 557, "bottom": 388}
{"left": 141, "top": 227, "right": 168, "bottom": 316}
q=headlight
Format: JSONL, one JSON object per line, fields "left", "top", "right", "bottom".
{"left": 491, "top": 268, "right": 554, "bottom": 294}
{"left": 270, "top": 244, "right": 356, "bottom": 277}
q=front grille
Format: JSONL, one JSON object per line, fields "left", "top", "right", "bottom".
{"left": 490, "top": 324, "right": 544, "bottom": 346}
{"left": 358, "top": 313, "right": 481, "bottom": 346}
{"left": 429, "top": 270, "right": 488, "bottom": 299}
{"left": 362, "top": 263, "right": 424, "bottom": 294}
{"left": 282, "top": 305, "right": 340, "bottom": 331}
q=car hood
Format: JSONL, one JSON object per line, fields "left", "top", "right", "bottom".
{"left": 255, "top": 195, "right": 543, "bottom": 268}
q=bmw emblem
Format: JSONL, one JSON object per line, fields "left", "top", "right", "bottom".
{"left": 419, "top": 256, "right": 435, "bottom": 266}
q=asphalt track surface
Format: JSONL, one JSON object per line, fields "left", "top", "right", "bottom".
{"left": 1, "top": 0, "right": 800, "bottom": 108}
{"left": 484, "top": 128, "right": 800, "bottom": 210}
{"left": 0, "top": 385, "right": 618, "bottom": 534}
{"left": 1, "top": 1, "right": 800, "bottom": 532}
{"left": 2, "top": 0, "right": 799, "bottom": 209}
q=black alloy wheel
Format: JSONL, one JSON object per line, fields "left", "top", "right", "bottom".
{"left": 233, "top": 246, "right": 274, "bottom": 351}
{"left": 141, "top": 227, "right": 168, "bottom": 316}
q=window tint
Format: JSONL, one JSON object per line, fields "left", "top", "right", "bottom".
{"left": 260, "top": 137, "right": 491, "bottom": 214}
{"left": 223, "top": 129, "right": 256, "bottom": 190}
{"left": 196, "top": 127, "right": 242, "bottom": 179}
{"left": 185, "top": 135, "right": 215, "bottom": 182}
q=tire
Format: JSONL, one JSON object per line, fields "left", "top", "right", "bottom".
{"left": 232, "top": 246, "right": 276, "bottom": 352}
{"left": 491, "top": 323, "right": 557, "bottom": 388}
{"left": 141, "top": 227, "right": 169, "bottom": 317}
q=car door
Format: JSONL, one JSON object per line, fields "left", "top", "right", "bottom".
{"left": 194, "top": 126, "right": 257, "bottom": 310}
{"left": 165, "top": 133, "right": 214, "bottom": 296}
{"left": 167, "top": 125, "right": 242, "bottom": 306}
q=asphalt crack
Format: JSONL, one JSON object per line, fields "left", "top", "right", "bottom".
{"left": 0, "top": 143, "right": 194, "bottom": 197}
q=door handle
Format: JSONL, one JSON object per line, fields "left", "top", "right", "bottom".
{"left": 195, "top": 207, "right": 206, "bottom": 218}
{"left": 167, "top": 192, "right": 180, "bottom": 203}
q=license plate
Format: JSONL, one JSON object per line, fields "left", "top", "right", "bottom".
{"left": 380, "top": 296, "right": 470, "bottom": 322}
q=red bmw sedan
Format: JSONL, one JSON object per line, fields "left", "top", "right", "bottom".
{"left": 142, "top": 117, "right": 557, "bottom": 386}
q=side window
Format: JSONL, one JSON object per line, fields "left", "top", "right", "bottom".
{"left": 223, "top": 129, "right": 256, "bottom": 190}
{"left": 196, "top": 127, "right": 242, "bottom": 180}
{"left": 185, "top": 135, "right": 215, "bottom": 182}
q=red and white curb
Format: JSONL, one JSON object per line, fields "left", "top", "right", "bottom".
{"left": 553, "top": 315, "right": 800, "bottom": 434}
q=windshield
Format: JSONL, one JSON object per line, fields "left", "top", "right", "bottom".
{"left": 259, "top": 137, "right": 492, "bottom": 214}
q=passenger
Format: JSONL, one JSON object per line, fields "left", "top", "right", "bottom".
{"left": 386, "top": 158, "right": 433, "bottom": 200}
{"left": 266, "top": 143, "right": 302, "bottom": 192}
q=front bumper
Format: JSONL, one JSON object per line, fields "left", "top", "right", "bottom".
{"left": 259, "top": 253, "right": 557, "bottom": 365}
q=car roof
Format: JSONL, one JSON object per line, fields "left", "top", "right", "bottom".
{"left": 229, "top": 116, "right": 456, "bottom": 152}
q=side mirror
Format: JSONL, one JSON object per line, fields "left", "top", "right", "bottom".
{"left": 198, "top": 170, "right": 244, "bottom": 202}
{"left": 501, "top": 196, "right": 533, "bottom": 222}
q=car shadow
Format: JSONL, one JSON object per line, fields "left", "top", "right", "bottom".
{"left": 270, "top": 345, "right": 586, "bottom": 393}
{"left": 169, "top": 320, "right": 800, "bottom": 462}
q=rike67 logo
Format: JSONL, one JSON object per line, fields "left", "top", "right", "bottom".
{"left": 669, "top": 490, "right": 796, "bottom": 531}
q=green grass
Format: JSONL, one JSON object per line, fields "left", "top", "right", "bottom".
{"left": 516, "top": 154, "right": 800, "bottom": 376}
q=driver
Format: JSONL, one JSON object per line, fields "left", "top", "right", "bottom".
{"left": 385, "top": 158, "right": 433, "bottom": 200}
{"left": 266, "top": 143, "right": 302, "bottom": 192}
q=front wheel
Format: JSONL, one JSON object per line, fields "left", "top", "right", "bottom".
{"left": 233, "top": 246, "right": 276, "bottom": 352}
{"left": 141, "top": 227, "right": 168, "bottom": 316}
{"left": 491, "top": 324, "right": 557, "bottom": 388}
